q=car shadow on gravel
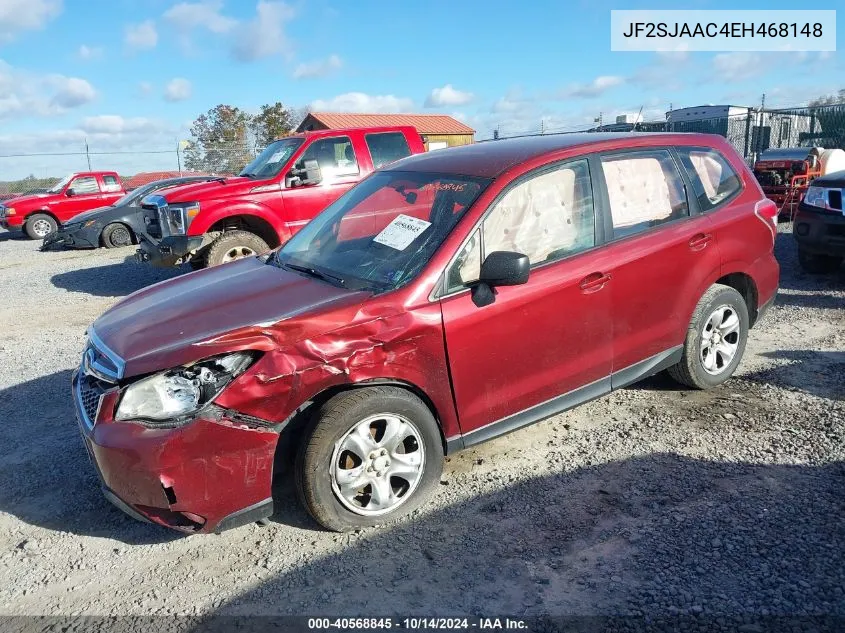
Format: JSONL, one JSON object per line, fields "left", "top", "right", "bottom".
{"left": 0, "top": 229, "right": 26, "bottom": 242}
{"left": 204, "top": 454, "right": 845, "bottom": 623}
{"left": 50, "top": 256, "right": 187, "bottom": 297}
{"left": 744, "top": 350, "right": 845, "bottom": 401}
{"left": 0, "top": 370, "right": 179, "bottom": 545}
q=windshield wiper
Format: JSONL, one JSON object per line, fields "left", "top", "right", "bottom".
{"left": 239, "top": 172, "right": 258, "bottom": 178}
{"left": 281, "top": 262, "right": 346, "bottom": 287}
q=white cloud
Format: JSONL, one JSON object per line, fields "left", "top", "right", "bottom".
{"left": 0, "top": 0, "right": 61, "bottom": 43}
{"left": 231, "top": 1, "right": 295, "bottom": 61}
{"left": 125, "top": 20, "right": 158, "bottom": 50}
{"left": 163, "top": 0, "right": 237, "bottom": 33}
{"left": 293, "top": 54, "right": 342, "bottom": 79}
{"left": 0, "top": 62, "right": 96, "bottom": 119}
{"left": 560, "top": 75, "right": 624, "bottom": 99}
{"left": 310, "top": 92, "right": 414, "bottom": 113}
{"left": 77, "top": 45, "right": 103, "bottom": 60}
{"left": 712, "top": 53, "right": 761, "bottom": 83}
{"left": 425, "top": 84, "right": 474, "bottom": 108}
{"left": 163, "top": 78, "right": 192, "bottom": 102}
{"left": 138, "top": 81, "right": 153, "bottom": 97}
{"left": 50, "top": 77, "right": 96, "bottom": 108}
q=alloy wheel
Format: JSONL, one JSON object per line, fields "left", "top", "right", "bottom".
{"left": 220, "top": 246, "right": 256, "bottom": 263}
{"left": 699, "top": 304, "right": 740, "bottom": 375}
{"left": 32, "top": 219, "right": 53, "bottom": 238}
{"left": 330, "top": 413, "right": 425, "bottom": 516}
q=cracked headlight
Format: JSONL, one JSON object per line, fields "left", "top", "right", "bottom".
{"left": 803, "top": 186, "right": 829, "bottom": 209}
{"left": 115, "top": 352, "right": 255, "bottom": 422}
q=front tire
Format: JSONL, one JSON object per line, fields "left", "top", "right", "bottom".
{"left": 204, "top": 230, "right": 269, "bottom": 267}
{"left": 797, "top": 248, "right": 842, "bottom": 274}
{"left": 102, "top": 223, "right": 134, "bottom": 248}
{"left": 667, "top": 284, "right": 749, "bottom": 390}
{"left": 295, "top": 387, "right": 444, "bottom": 532}
{"left": 24, "top": 213, "right": 57, "bottom": 240}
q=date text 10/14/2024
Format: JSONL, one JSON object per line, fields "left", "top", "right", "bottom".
{"left": 307, "top": 618, "right": 528, "bottom": 630}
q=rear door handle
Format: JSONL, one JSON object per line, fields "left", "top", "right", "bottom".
{"left": 579, "top": 272, "right": 612, "bottom": 292}
{"left": 689, "top": 233, "right": 713, "bottom": 250}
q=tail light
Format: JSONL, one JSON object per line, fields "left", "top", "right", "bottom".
{"left": 754, "top": 198, "right": 778, "bottom": 245}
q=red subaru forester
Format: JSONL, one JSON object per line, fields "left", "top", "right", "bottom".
{"left": 74, "top": 133, "right": 779, "bottom": 533}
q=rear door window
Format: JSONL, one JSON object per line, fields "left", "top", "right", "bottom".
{"left": 676, "top": 147, "right": 742, "bottom": 211}
{"left": 600, "top": 150, "right": 689, "bottom": 239}
{"left": 102, "top": 175, "right": 122, "bottom": 193}
{"left": 365, "top": 132, "right": 412, "bottom": 169}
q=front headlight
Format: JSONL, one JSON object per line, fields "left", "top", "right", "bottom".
{"left": 164, "top": 202, "right": 200, "bottom": 236}
{"left": 803, "top": 186, "right": 829, "bottom": 209}
{"left": 115, "top": 351, "right": 255, "bottom": 422}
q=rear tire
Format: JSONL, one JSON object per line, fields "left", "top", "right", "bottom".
{"left": 24, "top": 213, "right": 57, "bottom": 240}
{"left": 295, "top": 387, "right": 444, "bottom": 532}
{"left": 204, "top": 230, "right": 269, "bottom": 267}
{"left": 102, "top": 223, "right": 134, "bottom": 248}
{"left": 667, "top": 284, "right": 749, "bottom": 390}
{"left": 797, "top": 248, "right": 842, "bottom": 274}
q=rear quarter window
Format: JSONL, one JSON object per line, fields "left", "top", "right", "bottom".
{"left": 676, "top": 147, "right": 742, "bottom": 211}
{"left": 365, "top": 132, "right": 412, "bottom": 169}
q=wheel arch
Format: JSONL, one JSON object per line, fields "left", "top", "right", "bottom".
{"left": 271, "top": 378, "right": 449, "bottom": 481}
{"left": 193, "top": 206, "right": 289, "bottom": 249}
{"left": 715, "top": 271, "right": 759, "bottom": 326}
{"left": 26, "top": 208, "right": 60, "bottom": 225}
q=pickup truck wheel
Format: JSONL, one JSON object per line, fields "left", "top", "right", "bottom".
{"left": 295, "top": 387, "right": 444, "bottom": 532}
{"left": 667, "top": 284, "right": 749, "bottom": 390}
{"left": 102, "top": 223, "right": 134, "bottom": 248}
{"left": 797, "top": 248, "right": 842, "bottom": 274}
{"left": 205, "top": 230, "right": 269, "bottom": 267}
{"left": 24, "top": 214, "right": 57, "bottom": 240}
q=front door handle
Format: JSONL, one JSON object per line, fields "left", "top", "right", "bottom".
{"left": 689, "top": 233, "right": 713, "bottom": 250}
{"left": 579, "top": 272, "right": 612, "bottom": 292}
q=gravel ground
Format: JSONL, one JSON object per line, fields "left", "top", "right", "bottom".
{"left": 0, "top": 224, "right": 843, "bottom": 629}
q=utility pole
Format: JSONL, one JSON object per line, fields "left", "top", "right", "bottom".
{"left": 540, "top": 118, "right": 545, "bottom": 135}
{"left": 85, "top": 138, "right": 92, "bottom": 171}
{"left": 176, "top": 141, "right": 182, "bottom": 175}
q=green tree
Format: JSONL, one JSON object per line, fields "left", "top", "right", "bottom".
{"left": 184, "top": 104, "right": 253, "bottom": 174}
{"left": 249, "top": 102, "right": 296, "bottom": 148}
{"left": 805, "top": 89, "right": 845, "bottom": 148}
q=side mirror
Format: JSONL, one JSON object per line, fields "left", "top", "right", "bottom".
{"left": 66, "top": 188, "right": 77, "bottom": 197}
{"left": 286, "top": 159, "right": 322, "bottom": 188}
{"left": 471, "top": 251, "right": 530, "bottom": 307}
{"left": 479, "top": 251, "right": 530, "bottom": 286}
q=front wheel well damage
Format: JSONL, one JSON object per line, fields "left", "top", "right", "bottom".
{"left": 270, "top": 381, "right": 448, "bottom": 484}
{"left": 208, "top": 215, "right": 281, "bottom": 249}
{"left": 715, "top": 272, "right": 759, "bottom": 326}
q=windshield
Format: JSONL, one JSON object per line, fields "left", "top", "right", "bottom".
{"left": 47, "top": 173, "right": 75, "bottom": 194}
{"left": 240, "top": 138, "right": 304, "bottom": 179}
{"left": 275, "top": 171, "right": 490, "bottom": 292}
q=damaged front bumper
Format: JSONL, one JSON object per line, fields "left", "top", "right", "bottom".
{"left": 136, "top": 234, "right": 206, "bottom": 267}
{"left": 72, "top": 369, "right": 279, "bottom": 534}
{"left": 41, "top": 224, "right": 101, "bottom": 250}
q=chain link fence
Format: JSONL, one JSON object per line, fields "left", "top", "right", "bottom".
{"left": 489, "top": 102, "right": 845, "bottom": 166}
{"left": 0, "top": 147, "right": 261, "bottom": 200}
{"left": 2, "top": 103, "right": 844, "bottom": 200}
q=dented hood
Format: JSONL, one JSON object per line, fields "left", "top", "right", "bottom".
{"left": 92, "top": 257, "right": 369, "bottom": 378}
{"left": 158, "top": 176, "right": 256, "bottom": 204}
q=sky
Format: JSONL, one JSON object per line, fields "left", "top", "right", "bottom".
{"left": 0, "top": 0, "right": 842, "bottom": 179}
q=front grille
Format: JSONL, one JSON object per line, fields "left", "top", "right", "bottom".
{"left": 76, "top": 372, "right": 111, "bottom": 428}
{"left": 144, "top": 211, "right": 163, "bottom": 239}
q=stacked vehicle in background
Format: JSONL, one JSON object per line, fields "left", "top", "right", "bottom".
{"left": 0, "top": 172, "right": 125, "bottom": 239}
{"left": 136, "top": 126, "right": 425, "bottom": 269}
{"left": 753, "top": 147, "right": 845, "bottom": 220}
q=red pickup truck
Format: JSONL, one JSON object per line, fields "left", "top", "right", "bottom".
{"left": 137, "top": 126, "right": 426, "bottom": 269}
{"left": 0, "top": 171, "right": 125, "bottom": 239}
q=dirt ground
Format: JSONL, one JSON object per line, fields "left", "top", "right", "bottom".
{"left": 0, "top": 224, "right": 842, "bottom": 627}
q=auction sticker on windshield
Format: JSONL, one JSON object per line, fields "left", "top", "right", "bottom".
{"left": 373, "top": 214, "right": 432, "bottom": 250}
